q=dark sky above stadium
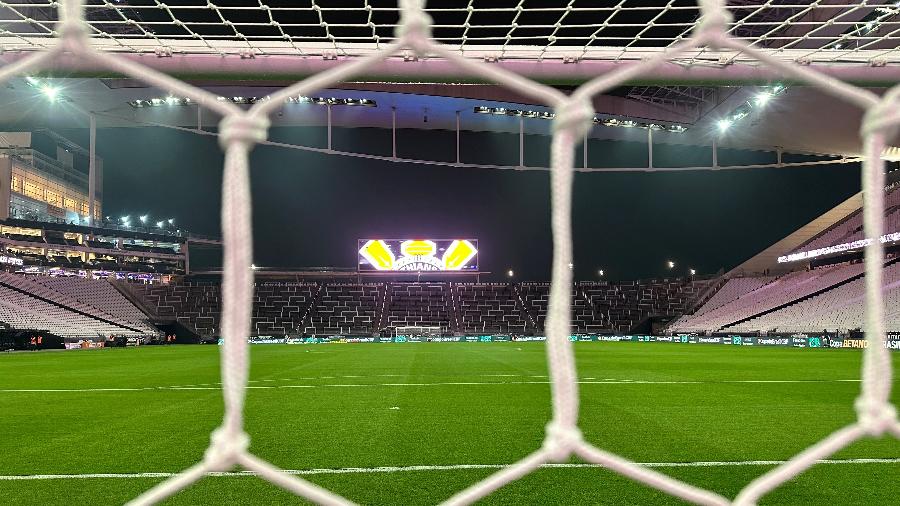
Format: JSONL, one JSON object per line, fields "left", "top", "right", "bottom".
{"left": 59, "top": 125, "right": 861, "bottom": 281}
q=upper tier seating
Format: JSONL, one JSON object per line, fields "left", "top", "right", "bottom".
{"left": 727, "top": 261, "right": 900, "bottom": 333}
{"left": 457, "top": 283, "right": 528, "bottom": 334}
{"left": 580, "top": 279, "right": 701, "bottom": 333}
{"left": 791, "top": 187, "right": 900, "bottom": 254}
{"left": 386, "top": 283, "right": 450, "bottom": 332}
{"left": 134, "top": 278, "right": 708, "bottom": 337}
{"left": 670, "top": 262, "right": 867, "bottom": 333}
{"left": 304, "top": 284, "right": 378, "bottom": 335}
{"left": 29, "top": 275, "right": 157, "bottom": 334}
{"left": 0, "top": 276, "right": 148, "bottom": 338}
{"left": 142, "top": 282, "right": 221, "bottom": 335}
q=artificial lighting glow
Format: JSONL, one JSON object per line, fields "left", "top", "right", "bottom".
{"left": 156, "top": 221, "right": 164, "bottom": 228}
{"left": 119, "top": 215, "right": 130, "bottom": 223}
{"left": 716, "top": 119, "right": 732, "bottom": 132}
{"left": 598, "top": 269, "right": 604, "bottom": 277}
{"left": 251, "top": 264, "right": 259, "bottom": 270}
{"left": 139, "top": 215, "right": 148, "bottom": 224}
{"left": 25, "top": 76, "right": 66, "bottom": 102}
{"left": 287, "top": 96, "right": 376, "bottom": 107}
{"left": 567, "top": 262, "right": 574, "bottom": 269}
{"left": 40, "top": 85, "right": 59, "bottom": 102}
{"left": 667, "top": 260, "right": 675, "bottom": 269}
{"left": 473, "top": 105, "right": 687, "bottom": 133}
{"left": 778, "top": 231, "right": 900, "bottom": 263}
{"left": 753, "top": 92, "right": 772, "bottom": 106}
{"left": 168, "top": 218, "right": 175, "bottom": 225}
{"left": 689, "top": 268, "right": 696, "bottom": 275}
{"left": 507, "top": 269, "right": 514, "bottom": 277}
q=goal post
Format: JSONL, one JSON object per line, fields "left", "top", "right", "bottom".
{"left": 394, "top": 325, "right": 444, "bottom": 338}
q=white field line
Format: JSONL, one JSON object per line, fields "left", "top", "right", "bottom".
{"left": 2, "top": 459, "right": 899, "bottom": 481}
{"left": 0, "top": 378, "right": 867, "bottom": 393}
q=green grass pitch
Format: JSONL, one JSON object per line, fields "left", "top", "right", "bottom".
{"left": 0, "top": 343, "right": 898, "bottom": 505}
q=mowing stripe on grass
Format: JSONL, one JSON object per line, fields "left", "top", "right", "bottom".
{"left": 0, "top": 378, "right": 867, "bottom": 393}
{"left": 2, "top": 459, "right": 899, "bottom": 480}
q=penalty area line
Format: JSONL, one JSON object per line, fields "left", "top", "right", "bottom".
{"left": 2, "top": 458, "right": 899, "bottom": 480}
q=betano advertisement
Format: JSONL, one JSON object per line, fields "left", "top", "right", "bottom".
{"left": 358, "top": 239, "right": 478, "bottom": 272}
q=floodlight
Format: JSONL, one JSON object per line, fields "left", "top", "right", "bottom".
{"left": 667, "top": 260, "right": 675, "bottom": 268}
{"left": 139, "top": 215, "right": 148, "bottom": 224}
{"left": 156, "top": 221, "right": 164, "bottom": 228}
{"left": 598, "top": 269, "right": 604, "bottom": 277}
{"left": 689, "top": 268, "right": 696, "bottom": 275}
{"left": 168, "top": 218, "right": 175, "bottom": 225}
{"left": 41, "top": 85, "right": 59, "bottom": 101}
{"left": 754, "top": 92, "right": 772, "bottom": 106}
{"left": 716, "top": 119, "right": 732, "bottom": 132}
{"left": 507, "top": 269, "right": 514, "bottom": 277}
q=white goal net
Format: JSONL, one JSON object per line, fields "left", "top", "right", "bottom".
{"left": 0, "top": 1, "right": 897, "bottom": 505}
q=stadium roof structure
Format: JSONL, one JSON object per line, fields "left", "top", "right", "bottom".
{"left": 2, "top": 1, "right": 900, "bottom": 163}
{"left": 2, "top": 1, "right": 900, "bottom": 66}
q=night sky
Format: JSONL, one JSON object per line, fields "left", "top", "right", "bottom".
{"left": 58, "top": 125, "right": 861, "bottom": 281}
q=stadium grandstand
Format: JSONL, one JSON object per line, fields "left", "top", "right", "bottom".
{"left": 1, "top": 1, "right": 899, "bottom": 506}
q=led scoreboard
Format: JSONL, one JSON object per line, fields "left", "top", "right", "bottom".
{"left": 358, "top": 239, "right": 478, "bottom": 272}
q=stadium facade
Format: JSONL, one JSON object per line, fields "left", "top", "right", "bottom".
{"left": 0, "top": 130, "right": 219, "bottom": 281}
{"left": 0, "top": 135, "right": 899, "bottom": 349}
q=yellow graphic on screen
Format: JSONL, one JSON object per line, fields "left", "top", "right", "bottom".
{"left": 359, "top": 239, "right": 478, "bottom": 271}
{"left": 359, "top": 240, "right": 395, "bottom": 270}
{"left": 401, "top": 240, "right": 437, "bottom": 257}
{"left": 442, "top": 240, "right": 478, "bottom": 270}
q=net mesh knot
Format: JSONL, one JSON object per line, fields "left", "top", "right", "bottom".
{"left": 542, "top": 422, "right": 582, "bottom": 462}
{"left": 203, "top": 427, "right": 250, "bottom": 471}
{"left": 861, "top": 101, "right": 900, "bottom": 139}
{"left": 397, "top": 0, "right": 433, "bottom": 55}
{"left": 57, "top": 0, "right": 89, "bottom": 52}
{"left": 553, "top": 99, "right": 594, "bottom": 140}
{"left": 694, "top": 0, "right": 732, "bottom": 48}
{"left": 854, "top": 397, "right": 898, "bottom": 436}
{"left": 218, "top": 115, "right": 270, "bottom": 149}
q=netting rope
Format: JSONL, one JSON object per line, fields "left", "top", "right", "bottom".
{"left": 0, "top": 1, "right": 896, "bottom": 504}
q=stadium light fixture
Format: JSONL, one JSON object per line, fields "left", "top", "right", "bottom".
{"left": 667, "top": 260, "right": 675, "bottom": 269}
{"left": 689, "top": 268, "right": 696, "bottom": 275}
{"left": 168, "top": 218, "right": 175, "bottom": 225}
{"left": 25, "top": 76, "right": 66, "bottom": 102}
{"left": 507, "top": 269, "right": 514, "bottom": 278}
{"left": 41, "top": 84, "right": 60, "bottom": 102}
{"left": 598, "top": 269, "right": 604, "bottom": 277}
{"left": 119, "top": 215, "right": 129, "bottom": 223}
{"left": 716, "top": 119, "right": 732, "bottom": 132}
{"left": 754, "top": 92, "right": 772, "bottom": 106}
{"left": 156, "top": 221, "right": 164, "bottom": 228}
{"left": 139, "top": 215, "right": 148, "bottom": 224}
{"left": 567, "top": 262, "right": 574, "bottom": 270}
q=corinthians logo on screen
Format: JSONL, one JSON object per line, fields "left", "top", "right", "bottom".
{"left": 358, "top": 239, "right": 478, "bottom": 271}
